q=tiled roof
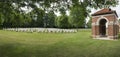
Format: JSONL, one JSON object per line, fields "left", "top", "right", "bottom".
{"left": 92, "top": 8, "right": 118, "bottom": 17}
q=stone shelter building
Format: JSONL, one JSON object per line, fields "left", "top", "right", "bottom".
{"left": 91, "top": 8, "right": 119, "bottom": 39}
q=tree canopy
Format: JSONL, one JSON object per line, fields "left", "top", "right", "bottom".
{"left": 0, "top": 0, "right": 119, "bottom": 28}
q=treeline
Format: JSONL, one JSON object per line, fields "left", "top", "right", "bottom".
{"left": 0, "top": 0, "right": 118, "bottom": 28}
{"left": 0, "top": 8, "right": 85, "bottom": 28}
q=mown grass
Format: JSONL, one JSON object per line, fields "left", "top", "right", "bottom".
{"left": 0, "top": 30, "right": 120, "bottom": 57}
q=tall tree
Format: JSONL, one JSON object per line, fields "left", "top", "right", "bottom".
{"left": 46, "top": 11, "right": 56, "bottom": 28}
{"left": 33, "top": 8, "right": 45, "bottom": 27}
{"left": 69, "top": 5, "right": 87, "bottom": 28}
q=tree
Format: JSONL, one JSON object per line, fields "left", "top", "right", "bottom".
{"left": 0, "top": 0, "right": 118, "bottom": 28}
{"left": 69, "top": 5, "right": 87, "bottom": 28}
{"left": 0, "top": 13, "right": 4, "bottom": 28}
{"left": 22, "top": 13, "right": 32, "bottom": 27}
{"left": 87, "top": 17, "right": 92, "bottom": 28}
{"left": 35, "top": 8, "right": 45, "bottom": 27}
{"left": 56, "top": 15, "right": 70, "bottom": 28}
{"left": 46, "top": 11, "right": 56, "bottom": 28}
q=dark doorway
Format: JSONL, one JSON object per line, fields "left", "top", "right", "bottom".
{"left": 99, "top": 19, "right": 107, "bottom": 37}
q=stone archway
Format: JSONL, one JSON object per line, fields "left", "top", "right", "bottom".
{"left": 99, "top": 19, "right": 107, "bottom": 37}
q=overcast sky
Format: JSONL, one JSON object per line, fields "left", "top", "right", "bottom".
{"left": 91, "top": 0, "right": 120, "bottom": 18}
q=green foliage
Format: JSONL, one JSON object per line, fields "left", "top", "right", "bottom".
{"left": 91, "top": 0, "right": 119, "bottom": 8}
{"left": 15, "top": 14, "right": 24, "bottom": 27}
{"left": 0, "top": 0, "right": 118, "bottom": 28}
{"left": 56, "top": 15, "right": 70, "bottom": 28}
{"left": 87, "top": 17, "right": 92, "bottom": 28}
{"left": 0, "top": 13, "right": 4, "bottom": 25}
{"left": 46, "top": 11, "right": 56, "bottom": 27}
{"left": 59, "top": 7, "right": 66, "bottom": 15}
{"left": 35, "top": 8, "right": 45, "bottom": 27}
{"left": 69, "top": 5, "right": 87, "bottom": 28}
{"left": 22, "top": 13, "right": 32, "bottom": 27}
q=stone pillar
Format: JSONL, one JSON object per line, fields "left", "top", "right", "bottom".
{"left": 92, "top": 24, "right": 99, "bottom": 38}
{"left": 96, "top": 25, "right": 99, "bottom": 37}
{"left": 108, "top": 25, "right": 114, "bottom": 39}
{"left": 92, "top": 25, "right": 96, "bottom": 38}
{"left": 107, "top": 21, "right": 117, "bottom": 39}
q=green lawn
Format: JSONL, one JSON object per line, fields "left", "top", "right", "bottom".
{"left": 0, "top": 30, "right": 120, "bottom": 57}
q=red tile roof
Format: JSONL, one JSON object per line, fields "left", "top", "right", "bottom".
{"left": 92, "top": 8, "right": 118, "bottom": 17}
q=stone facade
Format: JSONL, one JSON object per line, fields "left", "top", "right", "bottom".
{"left": 91, "top": 8, "right": 119, "bottom": 39}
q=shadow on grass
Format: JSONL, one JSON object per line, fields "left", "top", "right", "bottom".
{"left": 0, "top": 43, "right": 38, "bottom": 57}
{"left": 0, "top": 43, "right": 51, "bottom": 57}
{"left": 0, "top": 44, "right": 23, "bottom": 57}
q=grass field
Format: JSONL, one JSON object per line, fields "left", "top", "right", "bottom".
{"left": 0, "top": 30, "right": 120, "bottom": 57}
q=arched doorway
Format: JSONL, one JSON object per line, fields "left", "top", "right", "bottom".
{"left": 99, "top": 19, "right": 107, "bottom": 37}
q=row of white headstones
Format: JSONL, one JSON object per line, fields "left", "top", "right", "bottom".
{"left": 3, "top": 28, "right": 78, "bottom": 33}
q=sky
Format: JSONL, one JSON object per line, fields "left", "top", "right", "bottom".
{"left": 91, "top": 0, "right": 120, "bottom": 18}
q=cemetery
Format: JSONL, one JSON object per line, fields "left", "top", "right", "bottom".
{"left": 3, "top": 28, "right": 77, "bottom": 33}
{"left": 0, "top": 8, "right": 120, "bottom": 57}
{"left": 0, "top": 0, "right": 120, "bottom": 57}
